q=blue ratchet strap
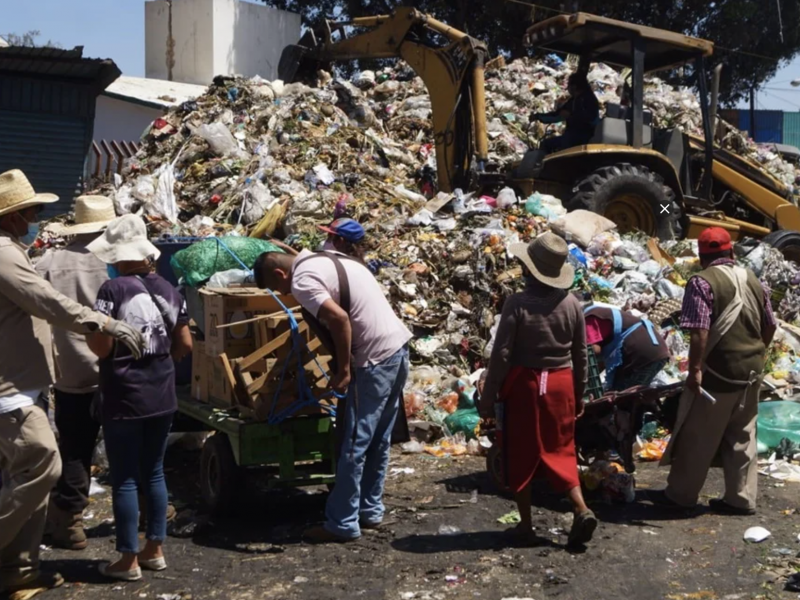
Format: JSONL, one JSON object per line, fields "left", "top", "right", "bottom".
{"left": 260, "top": 286, "right": 341, "bottom": 424}
{"left": 586, "top": 306, "right": 656, "bottom": 390}
{"left": 214, "top": 237, "right": 339, "bottom": 422}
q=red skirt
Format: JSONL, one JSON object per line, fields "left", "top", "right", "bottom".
{"left": 499, "top": 366, "right": 580, "bottom": 494}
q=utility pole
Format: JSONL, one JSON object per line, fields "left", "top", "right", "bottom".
{"left": 749, "top": 86, "right": 756, "bottom": 141}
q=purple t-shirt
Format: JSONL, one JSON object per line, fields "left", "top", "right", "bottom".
{"left": 94, "top": 273, "right": 188, "bottom": 420}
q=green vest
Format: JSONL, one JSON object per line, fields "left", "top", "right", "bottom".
{"left": 694, "top": 265, "right": 766, "bottom": 392}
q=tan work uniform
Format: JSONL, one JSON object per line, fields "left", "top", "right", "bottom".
{"left": 0, "top": 231, "right": 108, "bottom": 588}
{"left": 662, "top": 263, "right": 768, "bottom": 510}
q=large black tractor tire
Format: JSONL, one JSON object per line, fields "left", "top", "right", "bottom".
{"left": 568, "top": 163, "right": 682, "bottom": 241}
{"left": 762, "top": 230, "right": 800, "bottom": 264}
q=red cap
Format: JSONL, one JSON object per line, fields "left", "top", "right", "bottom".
{"left": 698, "top": 227, "right": 732, "bottom": 255}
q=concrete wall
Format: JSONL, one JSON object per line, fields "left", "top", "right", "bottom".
{"left": 213, "top": 0, "right": 301, "bottom": 81}
{"left": 146, "top": 0, "right": 215, "bottom": 85}
{"left": 145, "top": 0, "right": 300, "bottom": 85}
{"left": 91, "top": 96, "right": 162, "bottom": 172}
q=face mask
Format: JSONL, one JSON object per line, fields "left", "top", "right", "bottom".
{"left": 19, "top": 221, "right": 39, "bottom": 246}
{"left": 107, "top": 264, "right": 121, "bottom": 279}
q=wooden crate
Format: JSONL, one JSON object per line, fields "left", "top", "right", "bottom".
{"left": 228, "top": 314, "right": 335, "bottom": 422}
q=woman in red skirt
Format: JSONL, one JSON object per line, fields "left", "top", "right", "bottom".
{"left": 480, "top": 233, "right": 596, "bottom": 546}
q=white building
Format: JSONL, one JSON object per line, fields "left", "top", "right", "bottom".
{"left": 91, "top": 76, "right": 206, "bottom": 175}
{"left": 144, "top": 0, "right": 301, "bottom": 85}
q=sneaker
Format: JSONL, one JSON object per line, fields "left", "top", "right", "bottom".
{"left": 708, "top": 498, "right": 756, "bottom": 516}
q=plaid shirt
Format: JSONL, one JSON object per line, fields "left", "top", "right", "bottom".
{"left": 679, "top": 258, "right": 776, "bottom": 330}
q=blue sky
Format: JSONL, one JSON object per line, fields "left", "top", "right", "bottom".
{"left": 3, "top": 0, "right": 800, "bottom": 110}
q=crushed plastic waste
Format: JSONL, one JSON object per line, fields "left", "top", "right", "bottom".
{"left": 743, "top": 526, "right": 772, "bottom": 543}
{"left": 35, "top": 53, "right": 800, "bottom": 453}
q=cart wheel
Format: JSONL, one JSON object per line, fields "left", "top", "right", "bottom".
{"left": 486, "top": 444, "right": 511, "bottom": 498}
{"left": 200, "top": 433, "right": 242, "bottom": 516}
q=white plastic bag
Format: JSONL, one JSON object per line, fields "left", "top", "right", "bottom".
{"left": 150, "top": 164, "right": 178, "bottom": 223}
{"left": 132, "top": 175, "right": 155, "bottom": 204}
{"left": 114, "top": 184, "right": 136, "bottom": 215}
{"left": 496, "top": 187, "right": 518, "bottom": 209}
{"left": 551, "top": 210, "right": 617, "bottom": 247}
{"left": 197, "top": 122, "right": 248, "bottom": 158}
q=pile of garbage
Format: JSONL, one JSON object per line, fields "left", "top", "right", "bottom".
{"left": 66, "top": 53, "right": 800, "bottom": 452}
{"left": 75, "top": 55, "right": 799, "bottom": 243}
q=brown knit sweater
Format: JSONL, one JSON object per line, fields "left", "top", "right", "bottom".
{"left": 482, "top": 281, "right": 588, "bottom": 405}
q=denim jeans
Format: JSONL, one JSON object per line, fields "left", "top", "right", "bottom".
{"left": 103, "top": 414, "right": 173, "bottom": 553}
{"left": 325, "top": 345, "right": 409, "bottom": 539}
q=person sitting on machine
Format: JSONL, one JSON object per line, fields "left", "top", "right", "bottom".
{"left": 531, "top": 72, "right": 600, "bottom": 154}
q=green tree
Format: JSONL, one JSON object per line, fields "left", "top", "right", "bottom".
{"left": 260, "top": 0, "right": 800, "bottom": 103}
{"left": 2, "top": 30, "right": 61, "bottom": 48}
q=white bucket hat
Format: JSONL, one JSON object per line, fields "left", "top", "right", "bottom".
{"left": 509, "top": 232, "right": 575, "bottom": 289}
{"left": 52, "top": 195, "right": 116, "bottom": 236}
{"left": 87, "top": 214, "right": 161, "bottom": 264}
{"left": 0, "top": 169, "right": 58, "bottom": 217}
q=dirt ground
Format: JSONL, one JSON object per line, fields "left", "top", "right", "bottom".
{"left": 41, "top": 445, "right": 800, "bottom": 600}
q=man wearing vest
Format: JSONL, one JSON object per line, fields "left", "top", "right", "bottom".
{"left": 584, "top": 305, "right": 670, "bottom": 392}
{"left": 254, "top": 249, "right": 412, "bottom": 542}
{"left": 651, "top": 227, "right": 775, "bottom": 514}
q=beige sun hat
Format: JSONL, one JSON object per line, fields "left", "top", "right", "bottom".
{"left": 52, "top": 195, "right": 116, "bottom": 236}
{"left": 509, "top": 232, "right": 575, "bottom": 289}
{"left": 87, "top": 214, "right": 161, "bottom": 264}
{"left": 0, "top": 169, "right": 58, "bottom": 217}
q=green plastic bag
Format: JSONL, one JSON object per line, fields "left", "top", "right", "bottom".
{"left": 171, "top": 237, "right": 284, "bottom": 287}
{"left": 444, "top": 408, "right": 481, "bottom": 440}
{"left": 757, "top": 401, "right": 800, "bottom": 452}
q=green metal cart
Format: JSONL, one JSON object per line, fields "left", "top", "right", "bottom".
{"left": 175, "top": 389, "right": 337, "bottom": 515}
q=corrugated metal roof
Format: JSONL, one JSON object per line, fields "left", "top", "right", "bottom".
{"left": 0, "top": 45, "right": 120, "bottom": 91}
{"left": 103, "top": 76, "right": 207, "bottom": 109}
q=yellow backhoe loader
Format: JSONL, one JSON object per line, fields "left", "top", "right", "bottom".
{"left": 279, "top": 8, "right": 800, "bottom": 258}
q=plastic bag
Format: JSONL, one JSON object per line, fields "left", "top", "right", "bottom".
{"left": 551, "top": 210, "right": 617, "bottom": 247}
{"left": 655, "top": 279, "right": 685, "bottom": 300}
{"left": 150, "top": 164, "right": 178, "bottom": 223}
{"left": 437, "top": 392, "right": 459, "bottom": 414}
{"left": 444, "top": 408, "right": 481, "bottom": 440}
{"left": 404, "top": 391, "right": 425, "bottom": 417}
{"left": 757, "top": 401, "right": 800, "bottom": 451}
{"left": 496, "top": 187, "right": 517, "bottom": 209}
{"left": 114, "top": 184, "right": 136, "bottom": 215}
{"left": 132, "top": 175, "right": 155, "bottom": 203}
{"left": 197, "top": 122, "right": 248, "bottom": 158}
{"left": 171, "top": 237, "right": 284, "bottom": 287}
{"left": 208, "top": 269, "right": 253, "bottom": 288}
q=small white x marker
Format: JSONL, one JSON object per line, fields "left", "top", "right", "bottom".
{"left": 660, "top": 204, "right": 670, "bottom": 214}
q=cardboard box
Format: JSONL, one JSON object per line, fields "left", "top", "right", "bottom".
{"left": 201, "top": 287, "right": 300, "bottom": 359}
{"left": 191, "top": 340, "right": 208, "bottom": 403}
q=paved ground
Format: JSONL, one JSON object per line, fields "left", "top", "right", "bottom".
{"left": 41, "top": 444, "right": 800, "bottom": 600}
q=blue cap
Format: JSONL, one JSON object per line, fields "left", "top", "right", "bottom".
{"left": 318, "top": 218, "right": 365, "bottom": 243}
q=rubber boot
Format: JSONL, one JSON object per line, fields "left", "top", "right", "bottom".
{"left": 48, "top": 504, "right": 88, "bottom": 550}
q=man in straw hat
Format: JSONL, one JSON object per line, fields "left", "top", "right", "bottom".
{"left": 35, "top": 196, "right": 114, "bottom": 551}
{"left": 0, "top": 170, "right": 146, "bottom": 596}
{"left": 651, "top": 227, "right": 775, "bottom": 515}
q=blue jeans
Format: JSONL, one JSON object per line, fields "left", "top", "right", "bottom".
{"left": 103, "top": 414, "right": 173, "bottom": 553}
{"left": 325, "top": 345, "right": 409, "bottom": 539}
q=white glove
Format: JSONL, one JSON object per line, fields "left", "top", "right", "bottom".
{"left": 104, "top": 318, "right": 146, "bottom": 360}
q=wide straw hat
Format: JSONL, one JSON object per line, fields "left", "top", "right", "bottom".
{"left": 87, "top": 214, "right": 161, "bottom": 264}
{"left": 52, "top": 195, "right": 116, "bottom": 236}
{"left": 0, "top": 169, "right": 58, "bottom": 217}
{"left": 509, "top": 232, "right": 575, "bottom": 289}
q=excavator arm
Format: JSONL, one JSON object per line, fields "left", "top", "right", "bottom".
{"left": 278, "top": 7, "right": 489, "bottom": 193}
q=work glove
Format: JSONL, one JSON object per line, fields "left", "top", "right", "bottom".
{"left": 529, "top": 111, "right": 543, "bottom": 123}
{"left": 104, "top": 318, "right": 147, "bottom": 360}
